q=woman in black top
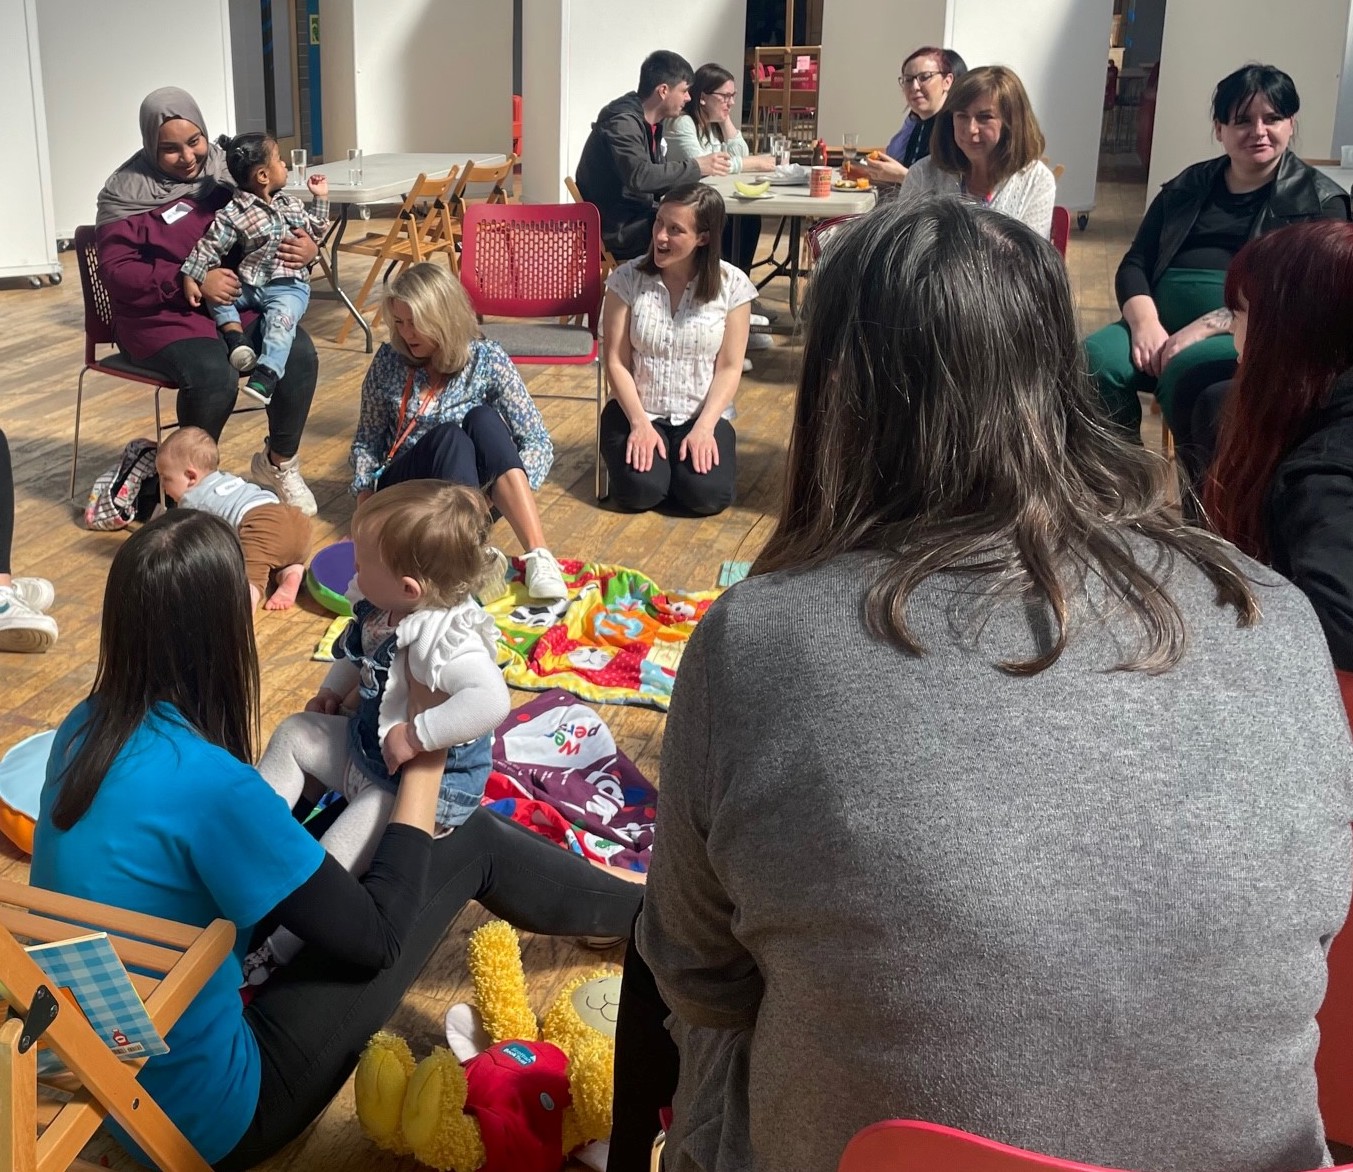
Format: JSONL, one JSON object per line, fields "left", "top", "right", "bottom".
{"left": 1086, "top": 63, "right": 1349, "bottom": 440}
{"left": 856, "top": 46, "right": 967, "bottom": 188}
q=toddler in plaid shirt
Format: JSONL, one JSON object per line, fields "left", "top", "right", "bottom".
{"left": 181, "top": 132, "right": 330, "bottom": 406}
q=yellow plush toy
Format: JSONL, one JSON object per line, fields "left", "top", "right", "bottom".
{"left": 355, "top": 920, "right": 621, "bottom": 1172}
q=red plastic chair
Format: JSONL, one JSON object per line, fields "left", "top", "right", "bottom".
{"left": 806, "top": 214, "right": 861, "bottom": 262}
{"left": 69, "top": 225, "right": 260, "bottom": 498}
{"left": 459, "top": 202, "right": 605, "bottom": 498}
{"left": 838, "top": 1120, "right": 1353, "bottom": 1172}
{"left": 1051, "top": 206, "right": 1071, "bottom": 259}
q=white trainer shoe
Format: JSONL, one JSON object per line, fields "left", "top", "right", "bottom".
{"left": 250, "top": 447, "right": 317, "bottom": 517}
{"left": 522, "top": 547, "right": 569, "bottom": 601}
{"left": 9, "top": 577, "right": 54, "bottom": 613}
{"left": 745, "top": 333, "right": 774, "bottom": 350}
{"left": 0, "top": 587, "right": 57, "bottom": 653}
{"left": 477, "top": 546, "right": 511, "bottom": 604}
{"left": 228, "top": 339, "right": 258, "bottom": 372}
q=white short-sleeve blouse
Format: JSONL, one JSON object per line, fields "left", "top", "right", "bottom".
{"left": 607, "top": 257, "right": 757, "bottom": 424}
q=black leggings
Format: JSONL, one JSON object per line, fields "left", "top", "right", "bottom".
{"left": 217, "top": 807, "right": 642, "bottom": 1170}
{"left": 599, "top": 400, "right": 737, "bottom": 516}
{"left": 137, "top": 323, "right": 318, "bottom": 459}
{"left": 0, "top": 429, "right": 12, "bottom": 577}
{"left": 379, "top": 407, "right": 526, "bottom": 491}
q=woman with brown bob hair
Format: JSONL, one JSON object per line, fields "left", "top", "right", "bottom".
{"left": 348, "top": 262, "right": 568, "bottom": 601}
{"left": 600, "top": 183, "right": 754, "bottom": 515}
{"left": 897, "top": 64, "right": 1056, "bottom": 236}
{"left": 624, "top": 197, "right": 1352, "bottom": 1172}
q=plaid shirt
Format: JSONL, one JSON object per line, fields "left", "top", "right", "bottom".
{"left": 180, "top": 189, "right": 329, "bottom": 285}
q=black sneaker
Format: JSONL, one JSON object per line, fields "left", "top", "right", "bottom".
{"left": 243, "top": 366, "right": 278, "bottom": 406}
{"left": 225, "top": 332, "right": 257, "bottom": 372}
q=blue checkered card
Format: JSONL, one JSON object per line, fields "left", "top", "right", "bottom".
{"left": 23, "top": 932, "right": 167, "bottom": 1072}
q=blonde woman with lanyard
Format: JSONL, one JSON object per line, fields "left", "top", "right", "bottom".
{"left": 349, "top": 263, "right": 568, "bottom": 600}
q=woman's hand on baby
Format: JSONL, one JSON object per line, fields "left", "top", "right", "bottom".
{"left": 382, "top": 721, "right": 424, "bottom": 775}
{"left": 198, "top": 267, "right": 241, "bottom": 307}
{"left": 305, "top": 687, "right": 344, "bottom": 715}
{"left": 626, "top": 422, "right": 667, "bottom": 473}
{"left": 276, "top": 229, "right": 319, "bottom": 268}
{"left": 679, "top": 424, "right": 720, "bottom": 475}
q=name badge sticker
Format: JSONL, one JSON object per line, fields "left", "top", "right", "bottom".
{"left": 161, "top": 202, "right": 193, "bottom": 224}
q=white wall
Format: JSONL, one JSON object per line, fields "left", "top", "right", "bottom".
{"left": 319, "top": 0, "right": 510, "bottom": 159}
{"left": 1, "top": 0, "right": 58, "bottom": 277}
{"left": 521, "top": 0, "right": 746, "bottom": 204}
{"left": 818, "top": 0, "right": 947, "bottom": 151}
{"left": 946, "top": 0, "right": 1112, "bottom": 213}
{"left": 1333, "top": 2, "right": 1353, "bottom": 153}
{"left": 1148, "top": 0, "right": 1349, "bottom": 198}
{"left": 36, "top": 0, "right": 235, "bottom": 239}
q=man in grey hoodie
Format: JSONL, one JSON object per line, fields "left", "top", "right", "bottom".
{"left": 576, "top": 50, "right": 731, "bottom": 260}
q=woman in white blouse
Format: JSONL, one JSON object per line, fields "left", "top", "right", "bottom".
{"left": 898, "top": 65, "right": 1056, "bottom": 239}
{"left": 601, "top": 183, "right": 755, "bottom": 515}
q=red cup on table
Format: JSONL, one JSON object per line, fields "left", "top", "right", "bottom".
{"left": 809, "top": 166, "right": 832, "bottom": 197}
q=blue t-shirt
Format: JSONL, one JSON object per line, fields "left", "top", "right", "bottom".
{"left": 31, "top": 702, "right": 326, "bottom": 1164}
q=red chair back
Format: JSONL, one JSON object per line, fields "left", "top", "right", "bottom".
{"left": 460, "top": 202, "right": 602, "bottom": 333}
{"left": 806, "top": 214, "right": 861, "bottom": 262}
{"left": 73, "top": 224, "right": 116, "bottom": 364}
{"left": 838, "top": 1120, "right": 1353, "bottom": 1172}
{"left": 1050, "top": 207, "right": 1071, "bottom": 259}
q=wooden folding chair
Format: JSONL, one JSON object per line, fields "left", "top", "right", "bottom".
{"left": 564, "top": 176, "right": 618, "bottom": 282}
{"left": 0, "top": 878, "right": 233, "bottom": 1172}
{"left": 449, "top": 155, "right": 517, "bottom": 228}
{"left": 336, "top": 168, "right": 461, "bottom": 344}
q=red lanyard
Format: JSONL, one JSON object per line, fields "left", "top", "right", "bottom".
{"left": 384, "top": 367, "right": 444, "bottom": 466}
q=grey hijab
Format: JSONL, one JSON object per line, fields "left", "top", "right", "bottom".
{"left": 95, "top": 87, "right": 232, "bottom": 227}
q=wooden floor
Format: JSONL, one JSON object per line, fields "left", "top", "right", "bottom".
{"left": 0, "top": 162, "right": 1147, "bottom": 1170}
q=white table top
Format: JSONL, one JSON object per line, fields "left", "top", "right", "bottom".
{"left": 704, "top": 173, "right": 877, "bottom": 218}
{"left": 1316, "top": 165, "right": 1353, "bottom": 194}
{"left": 287, "top": 152, "right": 507, "bottom": 205}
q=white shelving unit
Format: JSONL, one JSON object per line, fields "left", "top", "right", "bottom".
{"left": 0, "top": 0, "right": 61, "bottom": 287}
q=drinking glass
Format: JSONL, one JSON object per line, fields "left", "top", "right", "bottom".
{"left": 771, "top": 134, "right": 790, "bottom": 168}
{"left": 290, "top": 148, "right": 307, "bottom": 186}
{"left": 842, "top": 133, "right": 860, "bottom": 164}
{"left": 347, "top": 147, "right": 363, "bottom": 185}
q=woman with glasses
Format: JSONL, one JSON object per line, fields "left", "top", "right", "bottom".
{"left": 666, "top": 62, "right": 775, "bottom": 273}
{"left": 856, "top": 46, "right": 967, "bottom": 188}
{"left": 895, "top": 65, "right": 1056, "bottom": 238}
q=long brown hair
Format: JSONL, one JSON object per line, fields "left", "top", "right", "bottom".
{"left": 754, "top": 198, "right": 1258, "bottom": 674}
{"left": 1205, "top": 220, "right": 1353, "bottom": 559}
{"left": 684, "top": 63, "right": 737, "bottom": 143}
{"left": 930, "top": 65, "right": 1046, "bottom": 187}
{"left": 52, "top": 511, "right": 259, "bottom": 829}
{"left": 638, "top": 184, "right": 726, "bottom": 303}
{"left": 382, "top": 262, "right": 481, "bottom": 374}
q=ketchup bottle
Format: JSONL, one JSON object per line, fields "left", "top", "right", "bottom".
{"left": 811, "top": 139, "right": 827, "bottom": 169}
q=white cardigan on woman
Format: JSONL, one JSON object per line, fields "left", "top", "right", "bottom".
{"left": 898, "top": 157, "right": 1057, "bottom": 239}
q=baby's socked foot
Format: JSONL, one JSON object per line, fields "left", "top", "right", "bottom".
{"left": 240, "top": 940, "right": 279, "bottom": 989}
{"left": 265, "top": 564, "right": 305, "bottom": 611}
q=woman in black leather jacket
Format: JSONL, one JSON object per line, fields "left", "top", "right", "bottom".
{"left": 1085, "top": 64, "right": 1349, "bottom": 440}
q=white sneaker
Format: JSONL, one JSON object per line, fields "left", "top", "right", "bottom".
{"left": 745, "top": 333, "right": 774, "bottom": 350}
{"left": 742, "top": 358, "right": 754, "bottom": 373}
{"left": 250, "top": 447, "right": 317, "bottom": 517}
{"left": 749, "top": 313, "right": 771, "bottom": 328}
{"left": 522, "top": 547, "right": 568, "bottom": 601}
{"left": 9, "top": 577, "right": 54, "bottom": 613}
{"left": 0, "top": 587, "right": 58, "bottom": 653}
{"left": 477, "top": 546, "right": 511, "bottom": 604}
{"left": 228, "top": 339, "right": 258, "bottom": 372}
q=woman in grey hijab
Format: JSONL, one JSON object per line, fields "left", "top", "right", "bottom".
{"left": 94, "top": 87, "right": 320, "bottom": 515}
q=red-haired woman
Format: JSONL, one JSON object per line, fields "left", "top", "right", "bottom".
{"left": 1205, "top": 218, "right": 1353, "bottom": 704}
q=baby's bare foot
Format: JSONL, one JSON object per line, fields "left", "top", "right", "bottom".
{"left": 265, "top": 564, "right": 305, "bottom": 611}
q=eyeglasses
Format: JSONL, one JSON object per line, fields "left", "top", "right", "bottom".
{"left": 708, "top": 90, "right": 737, "bottom": 103}
{"left": 899, "top": 71, "right": 944, "bottom": 88}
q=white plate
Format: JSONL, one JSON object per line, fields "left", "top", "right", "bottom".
{"left": 731, "top": 190, "right": 775, "bottom": 201}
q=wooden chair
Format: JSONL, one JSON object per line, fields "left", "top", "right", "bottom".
{"left": 838, "top": 1119, "right": 1352, "bottom": 1172}
{"left": 449, "top": 155, "right": 517, "bottom": 222}
{"left": 564, "top": 175, "right": 618, "bottom": 281}
{"left": 0, "top": 878, "right": 233, "bottom": 1172}
{"left": 69, "top": 226, "right": 263, "bottom": 500}
{"left": 459, "top": 202, "right": 607, "bottom": 499}
{"left": 336, "top": 168, "right": 461, "bottom": 344}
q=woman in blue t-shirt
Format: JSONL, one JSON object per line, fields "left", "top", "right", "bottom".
{"left": 31, "top": 509, "right": 641, "bottom": 1169}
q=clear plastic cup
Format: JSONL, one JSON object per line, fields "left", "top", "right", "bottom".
{"left": 290, "top": 148, "right": 307, "bottom": 186}
{"left": 347, "top": 147, "right": 363, "bottom": 185}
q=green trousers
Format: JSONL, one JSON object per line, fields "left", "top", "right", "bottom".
{"left": 1085, "top": 268, "right": 1237, "bottom": 434}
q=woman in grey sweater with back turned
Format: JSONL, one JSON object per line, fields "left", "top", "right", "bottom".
{"left": 635, "top": 197, "right": 1353, "bottom": 1172}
